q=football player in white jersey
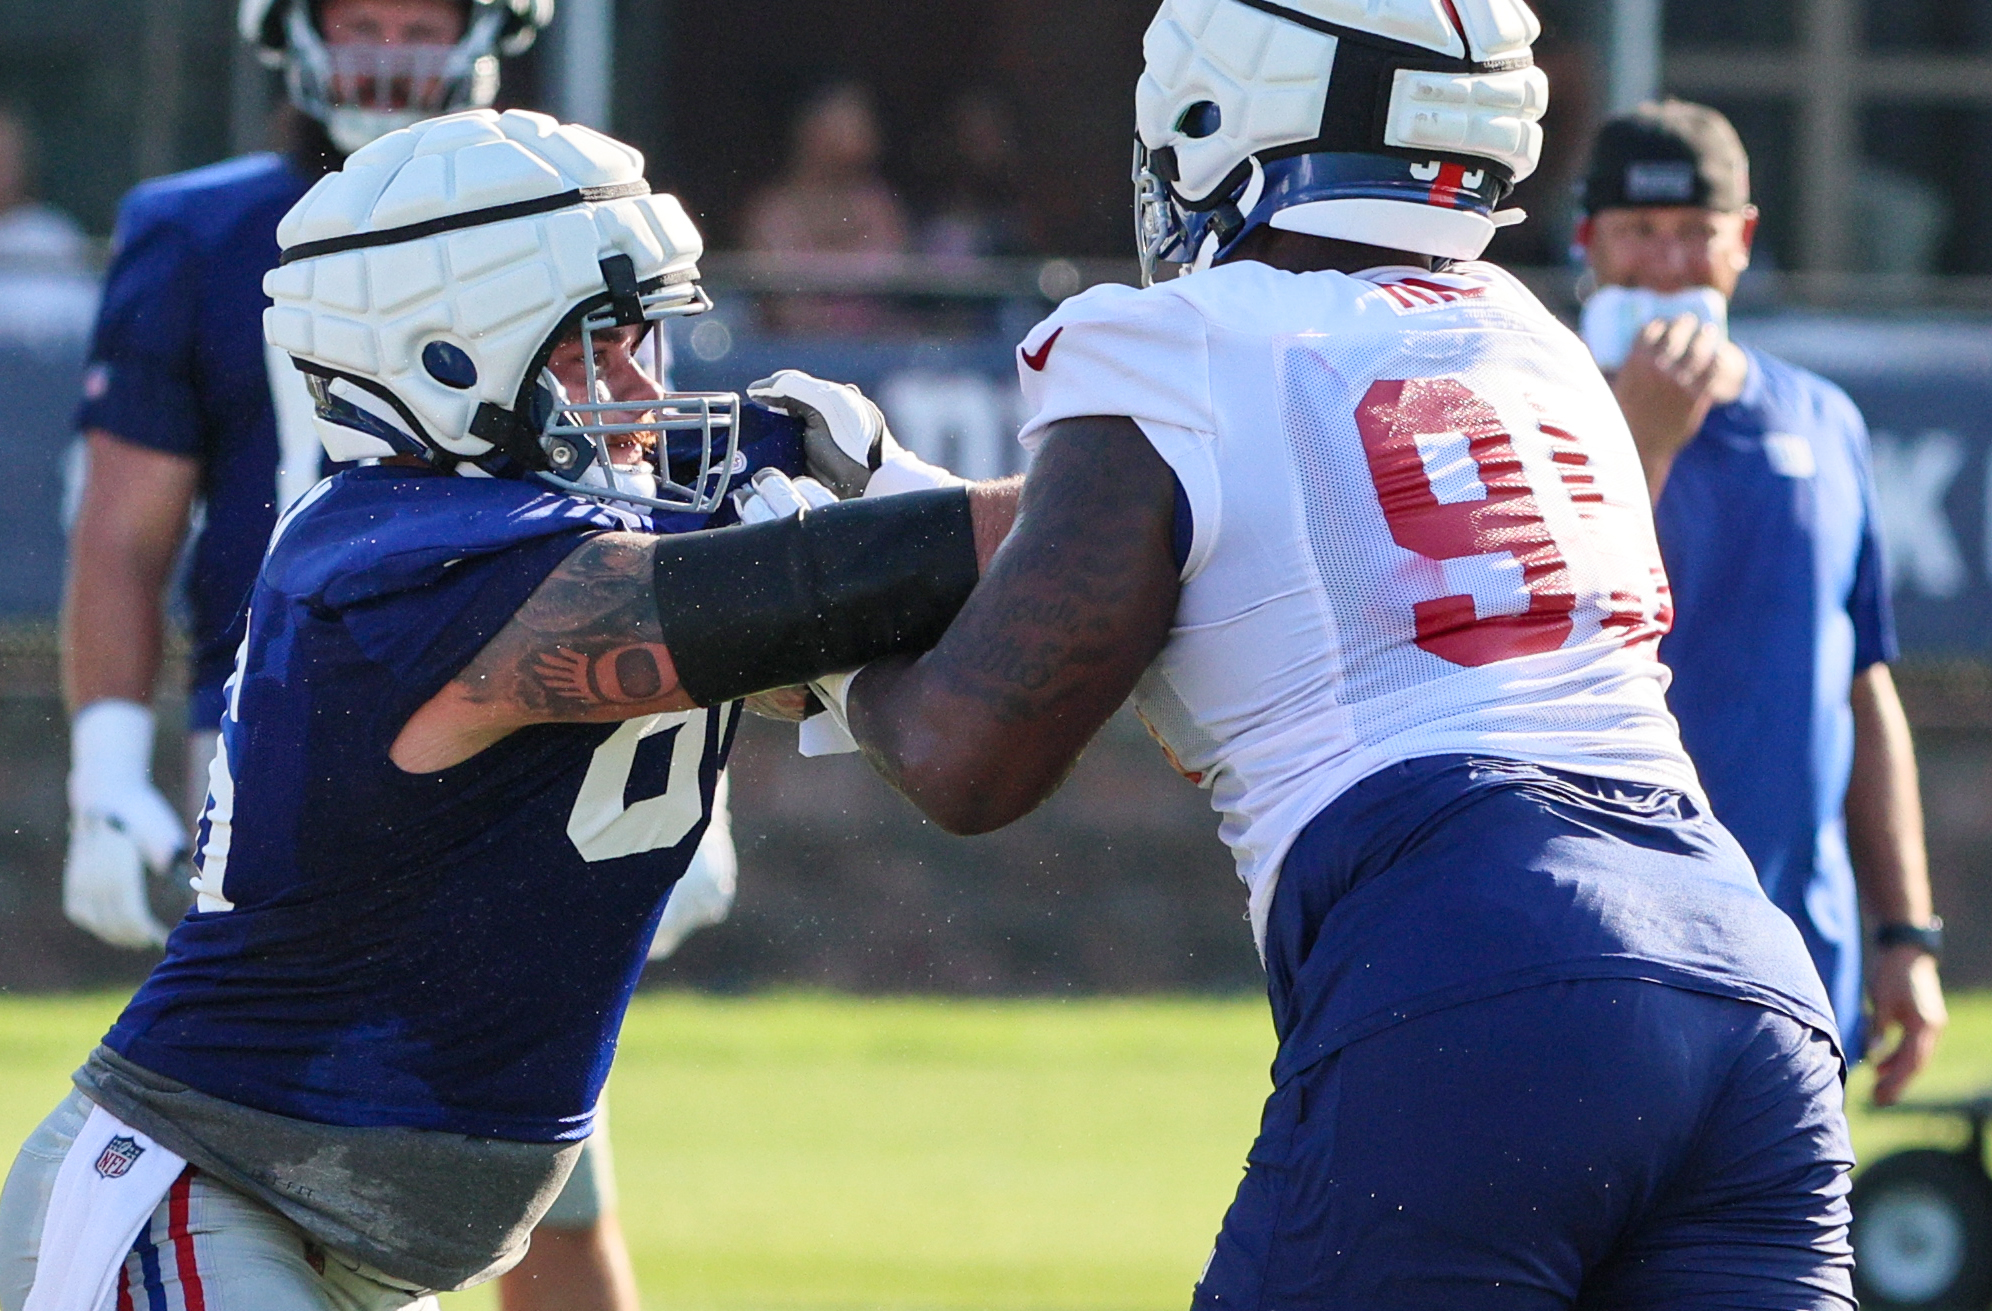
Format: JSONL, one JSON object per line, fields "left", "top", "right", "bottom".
{"left": 806, "top": 0, "right": 1858, "bottom": 1304}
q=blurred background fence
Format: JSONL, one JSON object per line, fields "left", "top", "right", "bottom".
{"left": 0, "top": 0, "right": 1987, "bottom": 994}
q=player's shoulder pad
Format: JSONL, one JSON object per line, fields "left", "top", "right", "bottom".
{"left": 114, "top": 153, "right": 298, "bottom": 248}
{"left": 1016, "top": 281, "right": 1214, "bottom": 451}
{"left": 1017, "top": 281, "right": 1149, "bottom": 359}
{"left": 263, "top": 471, "right": 627, "bottom": 609}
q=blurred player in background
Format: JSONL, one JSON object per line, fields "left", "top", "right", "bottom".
{"left": 3, "top": 110, "right": 1003, "bottom": 1310}
{"left": 52, "top": 2, "right": 707, "bottom": 1305}
{"left": 1576, "top": 101, "right": 1945, "bottom": 1105}
{"left": 807, "top": 1, "right": 1861, "bottom": 1304}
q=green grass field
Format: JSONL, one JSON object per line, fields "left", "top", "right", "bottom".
{"left": 4, "top": 990, "right": 1989, "bottom": 1310}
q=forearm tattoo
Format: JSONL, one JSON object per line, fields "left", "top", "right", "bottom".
{"left": 454, "top": 532, "right": 680, "bottom": 718}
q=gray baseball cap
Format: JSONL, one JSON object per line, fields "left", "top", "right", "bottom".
{"left": 1582, "top": 100, "right": 1751, "bottom": 214}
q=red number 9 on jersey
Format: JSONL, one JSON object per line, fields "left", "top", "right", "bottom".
{"left": 1356, "top": 377, "right": 1576, "bottom": 668}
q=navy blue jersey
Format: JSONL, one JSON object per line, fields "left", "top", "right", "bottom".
{"left": 100, "top": 452, "right": 802, "bottom": 1142}
{"left": 1654, "top": 348, "right": 1897, "bottom": 1060}
{"left": 76, "top": 154, "right": 324, "bottom": 727}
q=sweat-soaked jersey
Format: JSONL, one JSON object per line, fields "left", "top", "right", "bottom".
{"left": 1016, "top": 260, "right": 1701, "bottom": 949}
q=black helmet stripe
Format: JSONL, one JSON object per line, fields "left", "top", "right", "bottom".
{"left": 279, "top": 180, "right": 652, "bottom": 265}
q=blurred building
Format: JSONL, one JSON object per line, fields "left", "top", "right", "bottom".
{"left": 1659, "top": 0, "right": 1992, "bottom": 283}
{"left": 4, "top": 0, "right": 1990, "bottom": 282}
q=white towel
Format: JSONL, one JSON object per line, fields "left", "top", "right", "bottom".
{"left": 24, "top": 1105, "right": 186, "bottom": 1311}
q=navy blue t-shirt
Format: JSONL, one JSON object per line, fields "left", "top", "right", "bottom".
{"left": 1654, "top": 347, "right": 1897, "bottom": 1061}
{"left": 76, "top": 154, "right": 319, "bottom": 726}
{"left": 105, "top": 470, "right": 744, "bottom": 1142}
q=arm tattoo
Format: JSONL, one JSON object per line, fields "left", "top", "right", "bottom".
{"left": 454, "top": 532, "right": 683, "bottom": 719}
{"left": 849, "top": 415, "right": 1179, "bottom": 832}
{"left": 921, "top": 419, "right": 1176, "bottom": 722}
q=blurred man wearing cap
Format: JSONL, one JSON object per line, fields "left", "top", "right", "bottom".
{"left": 1577, "top": 100, "right": 1945, "bottom": 1106}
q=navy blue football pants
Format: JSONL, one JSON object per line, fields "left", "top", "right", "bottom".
{"left": 1192, "top": 979, "right": 1855, "bottom": 1310}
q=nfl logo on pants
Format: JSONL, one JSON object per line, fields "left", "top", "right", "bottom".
{"left": 93, "top": 1136, "right": 144, "bottom": 1179}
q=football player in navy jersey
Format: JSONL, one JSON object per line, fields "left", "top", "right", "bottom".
{"left": 56, "top": 2, "right": 712, "bottom": 1305}
{"left": 3, "top": 111, "right": 1010, "bottom": 1308}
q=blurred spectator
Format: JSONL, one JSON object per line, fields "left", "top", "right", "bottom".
{"left": 743, "top": 82, "right": 909, "bottom": 334}
{"left": 0, "top": 109, "right": 88, "bottom": 272}
{"left": 917, "top": 90, "right": 1032, "bottom": 260}
{"left": 745, "top": 82, "right": 909, "bottom": 257}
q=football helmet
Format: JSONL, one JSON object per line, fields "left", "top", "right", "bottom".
{"left": 1133, "top": 0, "right": 1548, "bottom": 281}
{"left": 263, "top": 109, "right": 739, "bottom": 514}
{"left": 240, "top": 0, "right": 553, "bottom": 154}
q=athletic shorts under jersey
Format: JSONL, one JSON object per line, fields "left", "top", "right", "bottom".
{"left": 1015, "top": 260, "right": 1697, "bottom": 948}
{"left": 1654, "top": 349, "right": 1897, "bottom": 1060}
{"left": 75, "top": 154, "right": 322, "bottom": 726}
{"left": 104, "top": 468, "right": 735, "bottom": 1143}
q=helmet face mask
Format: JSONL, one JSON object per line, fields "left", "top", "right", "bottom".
{"left": 1134, "top": 141, "right": 1190, "bottom": 286}
{"left": 284, "top": 4, "right": 504, "bottom": 153}
{"left": 243, "top": 0, "right": 550, "bottom": 154}
{"left": 533, "top": 290, "right": 742, "bottom": 516}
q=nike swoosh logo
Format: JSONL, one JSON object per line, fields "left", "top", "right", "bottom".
{"left": 1021, "top": 327, "right": 1063, "bottom": 372}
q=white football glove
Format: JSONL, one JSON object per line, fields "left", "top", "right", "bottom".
{"left": 649, "top": 776, "right": 738, "bottom": 961}
{"left": 65, "top": 700, "right": 186, "bottom": 949}
{"left": 747, "top": 370, "right": 965, "bottom": 500}
{"left": 729, "top": 467, "right": 838, "bottom": 525}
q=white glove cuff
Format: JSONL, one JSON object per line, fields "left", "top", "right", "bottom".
{"left": 814, "top": 670, "right": 858, "bottom": 721}
{"left": 798, "top": 669, "right": 863, "bottom": 757}
{"left": 70, "top": 700, "right": 157, "bottom": 802}
{"left": 863, "top": 449, "right": 968, "bottom": 498}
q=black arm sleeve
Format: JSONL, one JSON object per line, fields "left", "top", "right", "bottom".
{"left": 653, "top": 488, "right": 981, "bottom": 706}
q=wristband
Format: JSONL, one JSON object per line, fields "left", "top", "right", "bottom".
{"left": 1875, "top": 919, "right": 1943, "bottom": 959}
{"left": 653, "top": 488, "right": 979, "bottom": 706}
{"left": 863, "top": 449, "right": 968, "bottom": 498}
{"left": 70, "top": 700, "right": 157, "bottom": 805}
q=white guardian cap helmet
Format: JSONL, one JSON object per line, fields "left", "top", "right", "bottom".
{"left": 241, "top": 0, "right": 553, "bottom": 154}
{"left": 1134, "top": 0, "right": 1548, "bottom": 281}
{"left": 263, "top": 109, "right": 739, "bottom": 514}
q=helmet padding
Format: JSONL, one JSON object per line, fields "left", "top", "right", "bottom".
{"left": 1133, "top": 0, "right": 1547, "bottom": 277}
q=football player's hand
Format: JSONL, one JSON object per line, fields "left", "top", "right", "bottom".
{"left": 724, "top": 469, "right": 868, "bottom": 756}
{"left": 65, "top": 701, "right": 185, "bottom": 949}
{"left": 1611, "top": 313, "right": 1738, "bottom": 498}
{"left": 1867, "top": 946, "right": 1947, "bottom": 1106}
{"left": 748, "top": 370, "right": 898, "bottom": 499}
{"left": 747, "top": 371, "right": 965, "bottom": 499}
{"left": 730, "top": 467, "right": 838, "bottom": 525}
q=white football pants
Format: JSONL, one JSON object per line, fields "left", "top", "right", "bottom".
{"left": 0, "top": 1092, "right": 440, "bottom": 1311}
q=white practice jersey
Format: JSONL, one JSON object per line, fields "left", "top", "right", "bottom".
{"left": 1015, "top": 260, "right": 1701, "bottom": 948}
